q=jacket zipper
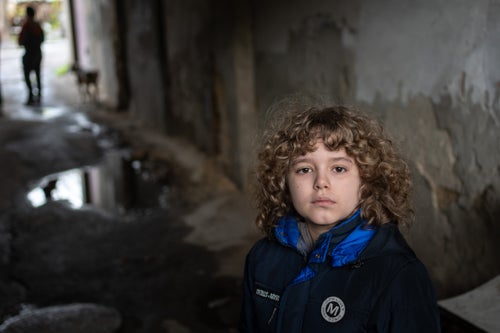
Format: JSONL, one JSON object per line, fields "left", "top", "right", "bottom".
{"left": 267, "top": 304, "right": 278, "bottom": 325}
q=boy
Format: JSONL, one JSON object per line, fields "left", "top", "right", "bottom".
{"left": 239, "top": 103, "right": 440, "bottom": 332}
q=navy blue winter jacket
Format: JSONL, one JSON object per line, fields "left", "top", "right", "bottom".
{"left": 239, "top": 210, "right": 440, "bottom": 332}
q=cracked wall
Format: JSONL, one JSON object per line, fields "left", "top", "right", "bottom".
{"left": 253, "top": 0, "right": 500, "bottom": 298}
{"left": 81, "top": 0, "right": 499, "bottom": 297}
{"left": 352, "top": 0, "right": 500, "bottom": 297}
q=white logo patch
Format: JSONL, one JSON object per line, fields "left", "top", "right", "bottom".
{"left": 321, "top": 296, "right": 345, "bottom": 323}
{"left": 255, "top": 288, "right": 280, "bottom": 302}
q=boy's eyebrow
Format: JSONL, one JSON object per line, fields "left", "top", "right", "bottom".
{"left": 290, "top": 156, "right": 355, "bottom": 165}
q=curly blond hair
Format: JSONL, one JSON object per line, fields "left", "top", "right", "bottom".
{"left": 254, "top": 102, "right": 413, "bottom": 237}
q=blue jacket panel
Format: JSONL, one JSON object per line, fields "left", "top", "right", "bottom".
{"left": 239, "top": 217, "right": 440, "bottom": 332}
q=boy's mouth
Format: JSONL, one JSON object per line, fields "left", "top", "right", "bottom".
{"left": 312, "top": 197, "right": 335, "bottom": 205}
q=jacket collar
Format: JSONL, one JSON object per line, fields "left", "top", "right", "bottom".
{"left": 275, "top": 209, "right": 377, "bottom": 268}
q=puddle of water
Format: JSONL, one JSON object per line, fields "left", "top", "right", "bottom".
{"left": 27, "top": 168, "right": 86, "bottom": 208}
{"left": 27, "top": 150, "right": 172, "bottom": 215}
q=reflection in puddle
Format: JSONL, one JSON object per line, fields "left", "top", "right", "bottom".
{"left": 27, "top": 150, "right": 171, "bottom": 214}
{"left": 28, "top": 169, "right": 85, "bottom": 208}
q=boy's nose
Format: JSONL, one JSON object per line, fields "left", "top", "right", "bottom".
{"left": 314, "top": 173, "right": 330, "bottom": 189}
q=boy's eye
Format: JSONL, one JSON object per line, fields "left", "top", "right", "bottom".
{"left": 296, "top": 167, "right": 312, "bottom": 174}
{"left": 333, "top": 166, "right": 347, "bottom": 173}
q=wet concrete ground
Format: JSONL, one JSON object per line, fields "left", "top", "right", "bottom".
{"left": 0, "top": 37, "right": 259, "bottom": 332}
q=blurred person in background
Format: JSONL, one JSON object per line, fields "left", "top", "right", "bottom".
{"left": 18, "top": 6, "right": 44, "bottom": 105}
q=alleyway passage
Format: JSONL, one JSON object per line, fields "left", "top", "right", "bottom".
{"left": 0, "top": 36, "right": 258, "bottom": 333}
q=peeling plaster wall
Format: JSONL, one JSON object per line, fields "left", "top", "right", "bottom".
{"left": 356, "top": 0, "right": 500, "bottom": 113}
{"left": 80, "top": 0, "right": 499, "bottom": 297}
{"left": 253, "top": 0, "right": 500, "bottom": 297}
{"left": 253, "top": 0, "right": 359, "bottom": 110}
{"left": 353, "top": 0, "right": 500, "bottom": 297}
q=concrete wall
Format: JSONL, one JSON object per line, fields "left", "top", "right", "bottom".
{"left": 72, "top": 0, "right": 166, "bottom": 127}
{"left": 253, "top": 0, "right": 358, "bottom": 108}
{"left": 164, "top": 0, "right": 217, "bottom": 152}
{"left": 72, "top": 0, "right": 120, "bottom": 108}
{"left": 79, "top": 0, "right": 499, "bottom": 298}
{"left": 211, "top": 0, "right": 257, "bottom": 189}
{"left": 163, "top": 0, "right": 257, "bottom": 187}
{"left": 121, "top": 0, "right": 167, "bottom": 131}
{"left": 357, "top": 0, "right": 500, "bottom": 298}
{"left": 252, "top": 0, "right": 499, "bottom": 297}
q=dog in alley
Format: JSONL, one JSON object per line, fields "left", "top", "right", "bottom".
{"left": 70, "top": 63, "right": 99, "bottom": 102}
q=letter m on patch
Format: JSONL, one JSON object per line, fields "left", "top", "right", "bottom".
{"left": 326, "top": 302, "right": 340, "bottom": 316}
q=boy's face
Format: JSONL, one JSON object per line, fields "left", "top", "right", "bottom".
{"left": 287, "top": 142, "right": 361, "bottom": 239}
